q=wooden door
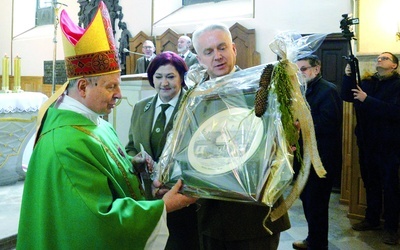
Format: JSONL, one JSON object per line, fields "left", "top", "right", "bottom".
{"left": 315, "top": 33, "right": 349, "bottom": 93}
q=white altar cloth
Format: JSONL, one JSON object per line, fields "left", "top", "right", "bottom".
{"left": 0, "top": 92, "right": 48, "bottom": 185}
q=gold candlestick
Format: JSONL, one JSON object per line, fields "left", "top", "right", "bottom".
{"left": 1, "top": 54, "right": 11, "bottom": 93}
{"left": 13, "top": 56, "right": 23, "bottom": 92}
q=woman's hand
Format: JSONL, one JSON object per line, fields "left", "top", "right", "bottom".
{"left": 131, "top": 152, "right": 155, "bottom": 173}
{"left": 152, "top": 179, "right": 170, "bottom": 198}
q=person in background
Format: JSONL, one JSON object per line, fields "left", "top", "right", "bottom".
{"left": 341, "top": 52, "right": 400, "bottom": 246}
{"left": 16, "top": 3, "right": 196, "bottom": 249}
{"left": 135, "top": 40, "right": 156, "bottom": 74}
{"left": 126, "top": 51, "right": 199, "bottom": 250}
{"left": 177, "top": 35, "right": 199, "bottom": 68}
{"left": 292, "top": 55, "right": 343, "bottom": 250}
{"left": 191, "top": 23, "right": 291, "bottom": 250}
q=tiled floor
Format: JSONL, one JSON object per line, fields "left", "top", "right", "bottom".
{"left": 0, "top": 180, "right": 23, "bottom": 250}
{"left": 278, "top": 190, "right": 400, "bottom": 250}
{"left": 1, "top": 180, "right": 399, "bottom": 249}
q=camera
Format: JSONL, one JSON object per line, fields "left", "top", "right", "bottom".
{"left": 340, "top": 14, "right": 359, "bottom": 29}
{"left": 340, "top": 14, "right": 361, "bottom": 85}
{"left": 340, "top": 14, "right": 359, "bottom": 40}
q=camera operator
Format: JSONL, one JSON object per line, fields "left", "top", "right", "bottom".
{"left": 341, "top": 52, "right": 400, "bottom": 246}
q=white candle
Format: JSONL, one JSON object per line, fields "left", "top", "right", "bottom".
{"left": 14, "top": 56, "right": 21, "bottom": 88}
{"left": 2, "top": 54, "right": 9, "bottom": 91}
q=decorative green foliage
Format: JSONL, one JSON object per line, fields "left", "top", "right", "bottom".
{"left": 272, "top": 60, "right": 301, "bottom": 161}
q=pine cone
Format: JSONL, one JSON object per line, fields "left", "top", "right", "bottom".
{"left": 255, "top": 64, "right": 274, "bottom": 117}
{"left": 255, "top": 87, "right": 268, "bottom": 117}
{"left": 259, "top": 64, "right": 273, "bottom": 88}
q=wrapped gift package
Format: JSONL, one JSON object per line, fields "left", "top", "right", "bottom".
{"left": 158, "top": 32, "right": 327, "bottom": 210}
{"left": 158, "top": 65, "right": 294, "bottom": 205}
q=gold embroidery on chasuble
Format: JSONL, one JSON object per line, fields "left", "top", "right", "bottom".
{"left": 72, "top": 125, "right": 144, "bottom": 199}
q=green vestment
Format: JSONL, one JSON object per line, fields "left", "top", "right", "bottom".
{"left": 17, "top": 107, "right": 165, "bottom": 250}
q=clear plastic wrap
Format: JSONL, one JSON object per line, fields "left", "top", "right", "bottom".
{"left": 156, "top": 31, "right": 327, "bottom": 209}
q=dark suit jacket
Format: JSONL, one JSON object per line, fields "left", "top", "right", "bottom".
{"left": 184, "top": 51, "right": 199, "bottom": 68}
{"left": 134, "top": 55, "right": 155, "bottom": 74}
{"left": 304, "top": 76, "right": 342, "bottom": 178}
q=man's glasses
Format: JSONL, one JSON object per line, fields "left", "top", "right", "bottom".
{"left": 376, "top": 56, "right": 392, "bottom": 62}
{"left": 143, "top": 46, "right": 153, "bottom": 50}
{"left": 299, "top": 66, "right": 313, "bottom": 72}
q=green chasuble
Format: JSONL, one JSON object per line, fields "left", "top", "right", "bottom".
{"left": 17, "top": 108, "right": 165, "bottom": 250}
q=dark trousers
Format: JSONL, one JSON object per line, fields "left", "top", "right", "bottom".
{"left": 165, "top": 204, "right": 199, "bottom": 250}
{"left": 300, "top": 168, "right": 333, "bottom": 249}
{"left": 358, "top": 145, "right": 400, "bottom": 231}
{"left": 201, "top": 233, "right": 280, "bottom": 250}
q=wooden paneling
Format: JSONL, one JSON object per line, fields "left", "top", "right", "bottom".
{"left": 40, "top": 84, "right": 64, "bottom": 97}
{"left": 348, "top": 109, "right": 367, "bottom": 219}
{"left": 125, "top": 23, "right": 261, "bottom": 74}
{"left": 341, "top": 102, "right": 353, "bottom": 205}
{"left": 230, "top": 23, "right": 260, "bottom": 70}
{"left": 0, "top": 76, "right": 63, "bottom": 97}
{"left": 155, "top": 28, "right": 180, "bottom": 54}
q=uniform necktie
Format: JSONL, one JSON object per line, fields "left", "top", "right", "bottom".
{"left": 144, "top": 59, "right": 149, "bottom": 71}
{"left": 150, "top": 103, "right": 170, "bottom": 158}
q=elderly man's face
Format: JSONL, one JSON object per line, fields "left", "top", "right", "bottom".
{"left": 296, "top": 60, "right": 320, "bottom": 84}
{"left": 83, "top": 72, "right": 122, "bottom": 115}
{"left": 195, "top": 29, "right": 237, "bottom": 78}
{"left": 177, "top": 37, "right": 190, "bottom": 54}
{"left": 142, "top": 41, "right": 155, "bottom": 57}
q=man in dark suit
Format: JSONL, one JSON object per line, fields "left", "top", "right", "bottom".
{"left": 192, "top": 23, "right": 290, "bottom": 250}
{"left": 135, "top": 40, "right": 156, "bottom": 74}
{"left": 177, "top": 35, "right": 198, "bottom": 68}
{"left": 292, "top": 55, "right": 342, "bottom": 250}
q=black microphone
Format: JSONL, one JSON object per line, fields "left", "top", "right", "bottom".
{"left": 123, "top": 48, "right": 145, "bottom": 56}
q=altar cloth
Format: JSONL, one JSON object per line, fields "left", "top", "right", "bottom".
{"left": 0, "top": 92, "right": 48, "bottom": 185}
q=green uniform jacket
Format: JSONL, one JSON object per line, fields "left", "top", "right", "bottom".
{"left": 17, "top": 108, "right": 165, "bottom": 250}
{"left": 125, "top": 91, "right": 184, "bottom": 161}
